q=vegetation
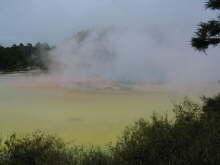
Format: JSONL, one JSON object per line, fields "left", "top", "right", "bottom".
{"left": 0, "top": 94, "right": 220, "bottom": 165}
{"left": 192, "top": 0, "right": 220, "bottom": 52}
{"left": 0, "top": 131, "right": 113, "bottom": 165}
{"left": 0, "top": 43, "right": 51, "bottom": 73}
{"left": 0, "top": 0, "right": 219, "bottom": 164}
{"left": 112, "top": 97, "right": 220, "bottom": 165}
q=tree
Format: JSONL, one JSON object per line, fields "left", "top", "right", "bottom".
{"left": 112, "top": 98, "right": 220, "bottom": 165}
{"left": 201, "top": 93, "right": 220, "bottom": 120}
{"left": 2, "top": 131, "right": 74, "bottom": 165}
{"left": 191, "top": 0, "right": 220, "bottom": 52}
{"left": 0, "top": 43, "right": 52, "bottom": 72}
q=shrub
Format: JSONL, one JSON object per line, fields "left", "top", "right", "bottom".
{"left": 0, "top": 132, "right": 112, "bottom": 165}
{"left": 75, "top": 147, "right": 113, "bottom": 165}
{"left": 112, "top": 97, "right": 220, "bottom": 165}
{"left": 1, "top": 95, "right": 220, "bottom": 165}
{"left": 1, "top": 131, "right": 74, "bottom": 165}
{"left": 202, "top": 93, "right": 220, "bottom": 117}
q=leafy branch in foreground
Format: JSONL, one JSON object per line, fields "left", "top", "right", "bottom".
{"left": 192, "top": 0, "right": 220, "bottom": 52}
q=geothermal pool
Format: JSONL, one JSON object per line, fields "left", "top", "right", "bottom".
{"left": 0, "top": 73, "right": 219, "bottom": 145}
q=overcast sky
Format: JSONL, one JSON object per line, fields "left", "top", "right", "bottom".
{"left": 0, "top": 0, "right": 217, "bottom": 45}
{"left": 0, "top": 0, "right": 220, "bottom": 83}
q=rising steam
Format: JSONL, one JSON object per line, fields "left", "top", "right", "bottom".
{"left": 48, "top": 26, "right": 220, "bottom": 85}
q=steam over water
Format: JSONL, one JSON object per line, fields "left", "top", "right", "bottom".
{"left": 48, "top": 27, "right": 220, "bottom": 85}
{"left": 1, "top": 28, "right": 220, "bottom": 145}
{"left": 1, "top": 0, "right": 220, "bottom": 145}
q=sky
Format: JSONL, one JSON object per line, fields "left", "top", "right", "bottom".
{"left": 0, "top": 0, "right": 217, "bottom": 45}
{"left": 1, "top": 0, "right": 220, "bottom": 83}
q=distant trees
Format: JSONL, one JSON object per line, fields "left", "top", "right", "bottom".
{"left": 191, "top": 0, "right": 220, "bottom": 52}
{"left": 0, "top": 43, "right": 52, "bottom": 73}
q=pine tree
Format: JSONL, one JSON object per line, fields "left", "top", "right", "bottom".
{"left": 191, "top": 0, "right": 220, "bottom": 52}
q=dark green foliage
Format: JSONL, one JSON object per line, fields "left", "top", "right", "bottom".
{"left": 206, "top": 0, "right": 220, "bottom": 10}
{"left": 112, "top": 97, "right": 220, "bottom": 165}
{"left": 112, "top": 117, "right": 172, "bottom": 165}
{"left": 0, "top": 95, "right": 220, "bottom": 165}
{"left": 192, "top": 0, "right": 220, "bottom": 51}
{"left": 74, "top": 147, "right": 113, "bottom": 165}
{"left": 202, "top": 94, "right": 220, "bottom": 120}
{"left": 0, "top": 43, "right": 51, "bottom": 73}
{"left": 1, "top": 131, "right": 74, "bottom": 165}
{"left": 192, "top": 20, "right": 220, "bottom": 51}
{"left": 0, "top": 132, "right": 112, "bottom": 165}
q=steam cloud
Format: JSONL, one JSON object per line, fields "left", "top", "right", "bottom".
{"left": 48, "top": 26, "right": 220, "bottom": 85}
{"left": 1, "top": 0, "right": 220, "bottom": 85}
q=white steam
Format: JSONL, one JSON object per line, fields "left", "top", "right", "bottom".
{"left": 48, "top": 26, "right": 220, "bottom": 85}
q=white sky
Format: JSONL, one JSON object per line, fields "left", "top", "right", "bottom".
{"left": 0, "top": 0, "right": 216, "bottom": 45}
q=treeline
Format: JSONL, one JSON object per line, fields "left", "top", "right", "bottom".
{"left": 0, "top": 94, "right": 220, "bottom": 165}
{"left": 0, "top": 43, "right": 52, "bottom": 73}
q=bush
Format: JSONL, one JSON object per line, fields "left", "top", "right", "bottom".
{"left": 112, "top": 97, "right": 220, "bottom": 165}
{"left": 1, "top": 131, "right": 74, "bottom": 165}
{"left": 202, "top": 94, "right": 220, "bottom": 116}
{"left": 0, "top": 132, "right": 112, "bottom": 165}
{"left": 1, "top": 95, "right": 220, "bottom": 165}
{"left": 75, "top": 147, "right": 113, "bottom": 165}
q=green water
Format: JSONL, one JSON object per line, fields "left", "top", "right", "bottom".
{"left": 0, "top": 74, "right": 219, "bottom": 145}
